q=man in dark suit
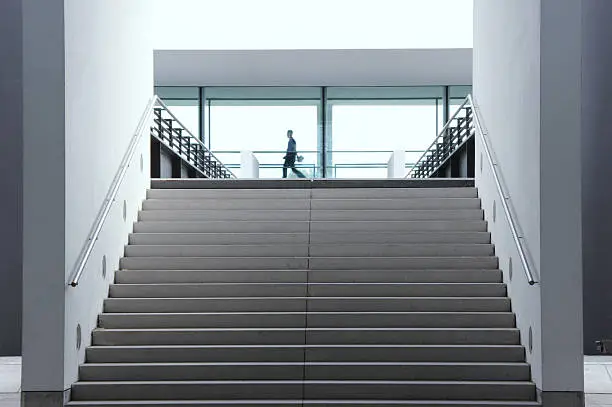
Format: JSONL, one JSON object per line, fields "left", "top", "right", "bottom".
{"left": 283, "top": 130, "right": 306, "bottom": 178}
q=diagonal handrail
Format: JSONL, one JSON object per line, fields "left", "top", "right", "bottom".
{"left": 467, "top": 94, "right": 538, "bottom": 285}
{"left": 69, "top": 95, "right": 236, "bottom": 287}
{"left": 408, "top": 95, "right": 538, "bottom": 285}
{"left": 68, "top": 96, "right": 158, "bottom": 287}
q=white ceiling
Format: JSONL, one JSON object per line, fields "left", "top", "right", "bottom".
{"left": 154, "top": 48, "right": 473, "bottom": 87}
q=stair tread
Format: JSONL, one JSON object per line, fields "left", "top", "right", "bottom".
{"left": 121, "top": 256, "right": 496, "bottom": 258}
{"left": 125, "top": 244, "right": 494, "bottom": 247}
{"left": 88, "top": 344, "right": 524, "bottom": 348}
{"left": 67, "top": 400, "right": 540, "bottom": 407}
{"left": 100, "top": 311, "right": 512, "bottom": 316}
{"left": 105, "top": 297, "right": 508, "bottom": 300}
{"left": 93, "top": 327, "right": 519, "bottom": 332}
{"left": 82, "top": 362, "right": 530, "bottom": 366}
{"left": 68, "top": 404, "right": 540, "bottom": 406}
{"left": 73, "top": 380, "right": 535, "bottom": 385}
{"left": 110, "top": 283, "right": 505, "bottom": 286}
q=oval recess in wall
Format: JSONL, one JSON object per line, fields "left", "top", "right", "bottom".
{"left": 76, "top": 324, "right": 82, "bottom": 350}
{"left": 123, "top": 200, "right": 127, "bottom": 222}
{"left": 508, "top": 256, "right": 513, "bottom": 282}
{"left": 140, "top": 154, "right": 144, "bottom": 173}
{"left": 493, "top": 200, "right": 497, "bottom": 223}
{"left": 480, "top": 153, "right": 483, "bottom": 173}
{"left": 528, "top": 326, "right": 534, "bottom": 354}
{"left": 102, "top": 255, "right": 107, "bottom": 279}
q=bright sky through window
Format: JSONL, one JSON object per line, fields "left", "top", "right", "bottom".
{"left": 154, "top": 0, "right": 473, "bottom": 50}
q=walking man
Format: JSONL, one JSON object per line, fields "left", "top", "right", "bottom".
{"left": 283, "top": 130, "right": 306, "bottom": 178}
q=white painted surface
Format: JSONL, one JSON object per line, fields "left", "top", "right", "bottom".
{"left": 152, "top": 0, "right": 473, "bottom": 50}
{"left": 0, "top": 358, "right": 20, "bottom": 393}
{"left": 474, "top": 0, "right": 583, "bottom": 393}
{"left": 387, "top": 150, "right": 406, "bottom": 179}
{"left": 22, "top": 0, "right": 153, "bottom": 393}
{"left": 240, "top": 151, "right": 260, "bottom": 179}
{"left": 62, "top": 0, "right": 153, "bottom": 390}
{"left": 154, "top": 49, "right": 473, "bottom": 87}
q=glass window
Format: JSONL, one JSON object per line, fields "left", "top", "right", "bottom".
{"left": 155, "top": 86, "right": 200, "bottom": 139}
{"left": 152, "top": 86, "right": 473, "bottom": 179}
{"left": 209, "top": 102, "right": 319, "bottom": 178}
{"left": 330, "top": 102, "right": 438, "bottom": 178}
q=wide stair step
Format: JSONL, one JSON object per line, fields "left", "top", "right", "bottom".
{"left": 67, "top": 401, "right": 541, "bottom": 407}
{"left": 103, "top": 297, "right": 511, "bottom": 312}
{"left": 79, "top": 362, "right": 531, "bottom": 381}
{"left": 70, "top": 381, "right": 536, "bottom": 401}
{"left": 92, "top": 328, "right": 521, "bottom": 346}
{"left": 86, "top": 345, "right": 526, "bottom": 363}
{"left": 108, "top": 283, "right": 507, "bottom": 298}
{"left": 97, "top": 312, "right": 516, "bottom": 329}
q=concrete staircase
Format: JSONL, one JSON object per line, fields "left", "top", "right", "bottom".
{"left": 68, "top": 179, "right": 539, "bottom": 406}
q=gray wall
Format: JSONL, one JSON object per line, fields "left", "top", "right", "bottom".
{"left": 22, "top": 0, "right": 67, "bottom": 391}
{"left": 582, "top": 0, "right": 612, "bottom": 355}
{"left": 474, "top": 0, "right": 583, "bottom": 398}
{"left": 0, "top": 0, "right": 23, "bottom": 357}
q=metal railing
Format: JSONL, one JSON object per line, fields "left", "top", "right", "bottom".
{"left": 68, "top": 96, "right": 157, "bottom": 287}
{"left": 467, "top": 95, "right": 538, "bottom": 285}
{"left": 213, "top": 150, "right": 425, "bottom": 178}
{"left": 409, "top": 98, "right": 474, "bottom": 178}
{"left": 411, "top": 95, "right": 537, "bottom": 285}
{"left": 152, "top": 99, "right": 235, "bottom": 179}
{"left": 69, "top": 96, "right": 235, "bottom": 287}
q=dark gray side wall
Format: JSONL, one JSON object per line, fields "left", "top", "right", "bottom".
{"left": 0, "top": 0, "right": 23, "bottom": 356}
{"left": 582, "top": 0, "right": 612, "bottom": 355}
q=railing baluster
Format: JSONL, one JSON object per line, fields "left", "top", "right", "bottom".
{"left": 149, "top": 101, "right": 235, "bottom": 179}
{"left": 408, "top": 98, "right": 475, "bottom": 179}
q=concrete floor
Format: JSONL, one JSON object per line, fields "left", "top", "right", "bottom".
{"left": 0, "top": 358, "right": 19, "bottom": 407}
{"left": 2, "top": 356, "right": 612, "bottom": 406}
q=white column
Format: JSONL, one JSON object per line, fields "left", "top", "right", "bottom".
{"left": 387, "top": 150, "right": 406, "bottom": 178}
{"left": 240, "top": 151, "right": 260, "bottom": 179}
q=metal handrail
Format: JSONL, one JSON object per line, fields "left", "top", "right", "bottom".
{"left": 407, "top": 97, "right": 471, "bottom": 177}
{"left": 155, "top": 98, "right": 235, "bottom": 178}
{"left": 69, "top": 96, "right": 158, "bottom": 287}
{"left": 211, "top": 150, "right": 427, "bottom": 154}
{"left": 467, "top": 94, "right": 538, "bottom": 286}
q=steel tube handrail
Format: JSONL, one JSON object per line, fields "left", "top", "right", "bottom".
{"left": 69, "top": 96, "right": 158, "bottom": 287}
{"left": 211, "top": 150, "right": 427, "bottom": 154}
{"left": 154, "top": 98, "right": 235, "bottom": 178}
{"left": 467, "top": 94, "right": 538, "bottom": 286}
